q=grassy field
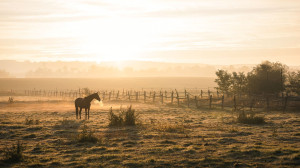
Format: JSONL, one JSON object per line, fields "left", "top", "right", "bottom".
{"left": 0, "top": 100, "right": 299, "bottom": 167}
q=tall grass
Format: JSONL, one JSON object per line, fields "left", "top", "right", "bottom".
{"left": 3, "top": 141, "right": 25, "bottom": 163}
{"left": 77, "top": 124, "right": 98, "bottom": 143}
{"left": 237, "top": 112, "right": 265, "bottom": 125}
{"left": 108, "top": 106, "right": 138, "bottom": 127}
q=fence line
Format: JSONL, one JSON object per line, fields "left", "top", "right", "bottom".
{"left": 3, "top": 88, "right": 300, "bottom": 112}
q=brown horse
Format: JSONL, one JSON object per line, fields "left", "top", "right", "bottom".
{"left": 75, "top": 93, "right": 101, "bottom": 119}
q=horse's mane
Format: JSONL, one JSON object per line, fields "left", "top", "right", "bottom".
{"left": 84, "top": 93, "right": 97, "bottom": 99}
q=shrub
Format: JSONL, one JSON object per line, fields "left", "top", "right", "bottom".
{"left": 77, "top": 124, "right": 98, "bottom": 143}
{"left": 108, "top": 106, "right": 138, "bottom": 127}
{"left": 123, "top": 106, "right": 137, "bottom": 126}
{"left": 3, "top": 141, "right": 25, "bottom": 163}
{"left": 237, "top": 112, "right": 265, "bottom": 125}
{"left": 108, "top": 107, "right": 124, "bottom": 127}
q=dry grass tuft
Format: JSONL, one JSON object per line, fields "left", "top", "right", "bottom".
{"left": 77, "top": 124, "right": 98, "bottom": 143}
{"left": 108, "top": 106, "right": 139, "bottom": 127}
{"left": 2, "top": 141, "right": 25, "bottom": 163}
{"left": 25, "top": 118, "right": 40, "bottom": 125}
{"left": 156, "top": 123, "right": 185, "bottom": 133}
{"left": 237, "top": 112, "right": 265, "bottom": 125}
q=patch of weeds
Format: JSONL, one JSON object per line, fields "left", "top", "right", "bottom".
{"left": 161, "top": 140, "right": 177, "bottom": 145}
{"left": 272, "top": 126, "right": 278, "bottom": 137}
{"left": 108, "top": 106, "right": 139, "bottom": 127}
{"left": 58, "top": 118, "right": 80, "bottom": 129}
{"left": 229, "top": 126, "right": 239, "bottom": 133}
{"left": 77, "top": 124, "right": 98, "bottom": 143}
{"left": 237, "top": 112, "right": 265, "bottom": 125}
{"left": 2, "top": 141, "right": 25, "bottom": 163}
{"left": 156, "top": 123, "right": 185, "bottom": 133}
{"left": 25, "top": 118, "right": 40, "bottom": 125}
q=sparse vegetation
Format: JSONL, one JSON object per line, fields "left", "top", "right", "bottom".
{"left": 108, "top": 106, "right": 139, "bottom": 127}
{"left": 25, "top": 118, "right": 40, "bottom": 125}
{"left": 155, "top": 123, "right": 185, "bottom": 133}
{"left": 2, "top": 141, "right": 25, "bottom": 163}
{"left": 237, "top": 112, "right": 265, "bottom": 125}
{"left": 0, "top": 93, "right": 299, "bottom": 167}
{"left": 77, "top": 124, "right": 98, "bottom": 143}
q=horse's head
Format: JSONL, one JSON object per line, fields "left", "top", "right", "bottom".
{"left": 95, "top": 92, "right": 101, "bottom": 101}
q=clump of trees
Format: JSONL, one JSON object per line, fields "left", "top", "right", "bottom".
{"left": 215, "top": 61, "right": 299, "bottom": 96}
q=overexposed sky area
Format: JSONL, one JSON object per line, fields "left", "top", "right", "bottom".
{"left": 0, "top": 0, "right": 300, "bottom": 65}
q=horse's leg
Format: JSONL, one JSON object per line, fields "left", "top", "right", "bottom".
{"left": 79, "top": 108, "right": 82, "bottom": 119}
{"left": 85, "top": 108, "right": 87, "bottom": 120}
{"left": 88, "top": 107, "right": 90, "bottom": 120}
{"left": 75, "top": 106, "right": 78, "bottom": 119}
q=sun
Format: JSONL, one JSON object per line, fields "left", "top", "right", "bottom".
{"left": 76, "top": 18, "right": 153, "bottom": 62}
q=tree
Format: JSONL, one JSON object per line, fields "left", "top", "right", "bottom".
{"left": 215, "top": 70, "right": 232, "bottom": 94}
{"left": 247, "top": 61, "right": 287, "bottom": 95}
{"left": 287, "top": 71, "right": 300, "bottom": 95}
{"left": 231, "top": 72, "right": 247, "bottom": 96}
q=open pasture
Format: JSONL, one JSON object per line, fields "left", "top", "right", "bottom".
{"left": 0, "top": 98, "right": 300, "bottom": 168}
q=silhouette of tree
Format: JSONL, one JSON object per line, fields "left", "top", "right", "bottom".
{"left": 247, "top": 61, "right": 287, "bottom": 95}
{"left": 231, "top": 72, "right": 247, "bottom": 96}
{"left": 287, "top": 71, "right": 300, "bottom": 95}
{"left": 215, "top": 70, "right": 232, "bottom": 94}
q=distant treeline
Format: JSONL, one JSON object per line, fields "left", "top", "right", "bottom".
{"left": 0, "top": 60, "right": 258, "bottom": 78}
{"left": 215, "top": 61, "right": 300, "bottom": 96}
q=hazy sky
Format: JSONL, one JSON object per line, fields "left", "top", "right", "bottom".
{"left": 0, "top": 0, "right": 300, "bottom": 65}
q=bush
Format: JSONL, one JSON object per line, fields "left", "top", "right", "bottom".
{"left": 3, "top": 141, "right": 25, "bottom": 163}
{"left": 237, "top": 112, "right": 265, "bottom": 125}
{"left": 108, "top": 106, "right": 138, "bottom": 127}
{"left": 77, "top": 125, "right": 98, "bottom": 143}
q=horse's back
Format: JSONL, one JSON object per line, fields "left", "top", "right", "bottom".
{"left": 75, "top": 98, "right": 83, "bottom": 106}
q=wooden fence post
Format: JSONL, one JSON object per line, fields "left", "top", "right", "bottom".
{"left": 209, "top": 95, "right": 212, "bottom": 109}
{"left": 165, "top": 91, "right": 167, "bottom": 101}
{"left": 250, "top": 98, "right": 254, "bottom": 111}
{"left": 185, "top": 90, "right": 187, "bottom": 99}
{"left": 177, "top": 93, "right": 180, "bottom": 106}
{"left": 117, "top": 91, "right": 119, "bottom": 100}
{"left": 283, "top": 93, "right": 288, "bottom": 112}
{"left": 171, "top": 91, "right": 174, "bottom": 104}
{"left": 187, "top": 94, "right": 190, "bottom": 107}
{"left": 153, "top": 92, "right": 156, "bottom": 103}
{"left": 201, "top": 90, "right": 203, "bottom": 98}
{"left": 221, "top": 95, "right": 224, "bottom": 110}
{"left": 233, "top": 95, "right": 237, "bottom": 111}
{"left": 109, "top": 92, "right": 111, "bottom": 101}
{"left": 161, "top": 93, "right": 164, "bottom": 104}
{"left": 136, "top": 92, "right": 138, "bottom": 102}
{"left": 144, "top": 91, "right": 146, "bottom": 103}
{"left": 195, "top": 96, "right": 198, "bottom": 108}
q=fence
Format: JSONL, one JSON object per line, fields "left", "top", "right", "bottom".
{"left": 7, "top": 88, "right": 296, "bottom": 112}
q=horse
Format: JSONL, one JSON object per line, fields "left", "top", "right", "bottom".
{"left": 75, "top": 92, "right": 101, "bottom": 119}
